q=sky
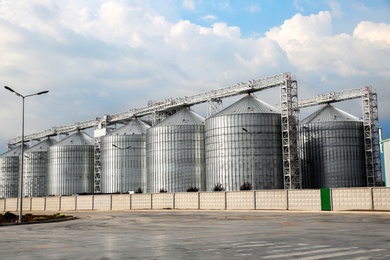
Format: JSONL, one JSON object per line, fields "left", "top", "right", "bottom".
{"left": 0, "top": 0, "right": 389, "bottom": 154}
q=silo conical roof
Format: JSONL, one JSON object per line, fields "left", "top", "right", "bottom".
{"left": 301, "top": 104, "right": 360, "bottom": 124}
{"left": 53, "top": 131, "right": 94, "bottom": 146}
{"left": 0, "top": 145, "right": 27, "bottom": 157}
{"left": 109, "top": 119, "right": 150, "bottom": 135}
{"left": 157, "top": 108, "right": 205, "bottom": 126}
{"left": 25, "top": 138, "right": 57, "bottom": 152}
{"left": 213, "top": 94, "right": 279, "bottom": 116}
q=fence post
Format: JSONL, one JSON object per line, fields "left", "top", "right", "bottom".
{"left": 224, "top": 191, "right": 227, "bottom": 210}
{"left": 286, "top": 190, "right": 289, "bottom": 210}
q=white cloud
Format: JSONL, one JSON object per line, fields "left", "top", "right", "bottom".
{"left": 265, "top": 11, "right": 390, "bottom": 79}
{"left": 353, "top": 21, "right": 390, "bottom": 45}
{"left": 0, "top": 1, "right": 389, "bottom": 153}
{"left": 293, "top": 0, "right": 304, "bottom": 13}
{"left": 218, "top": 1, "right": 230, "bottom": 10}
{"left": 182, "top": 0, "right": 195, "bottom": 11}
{"left": 325, "top": 0, "right": 344, "bottom": 18}
{"left": 211, "top": 23, "right": 241, "bottom": 39}
{"left": 247, "top": 5, "right": 260, "bottom": 14}
{"left": 266, "top": 11, "right": 333, "bottom": 47}
{"left": 201, "top": 15, "right": 217, "bottom": 22}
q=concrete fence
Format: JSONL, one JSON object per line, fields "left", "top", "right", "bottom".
{"left": 1, "top": 188, "right": 389, "bottom": 212}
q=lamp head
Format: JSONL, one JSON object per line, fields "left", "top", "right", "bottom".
{"left": 4, "top": 86, "right": 15, "bottom": 93}
{"left": 37, "top": 90, "right": 49, "bottom": 95}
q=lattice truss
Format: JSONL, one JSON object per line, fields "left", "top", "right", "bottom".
{"left": 280, "top": 76, "right": 300, "bottom": 189}
{"left": 363, "top": 88, "right": 381, "bottom": 186}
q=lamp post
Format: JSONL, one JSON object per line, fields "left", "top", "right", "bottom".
{"left": 112, "top": 144, "right": 131, "bottom": 193}
{"left": 242, "top": 128, "right": 262, "bottom": 189}
{"left": 4, "top": 86, "right": 49, "bottom": 222}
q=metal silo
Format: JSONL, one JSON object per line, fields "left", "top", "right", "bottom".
{"left": 205, "top": 94, "right": 283, "bottom": 191}
{"left": 47, "top": 131, "right": 94, "bottom": 196}
{"left": 100, "top": 119, "right": 150, "bottom": 193}
{"left": 147, "top": 108, "right": 205, "bottom": 193}
{"left": 23, "top": 138, "right": 56, "bottom": 197}
{"left": 300, "top": 104, "right": 366, "bottom": 188}
{"left": 0, "top": 145, "right": 25, "bottom": 198}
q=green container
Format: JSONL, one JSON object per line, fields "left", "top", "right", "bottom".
{"left": 320, "top": 188, "right": 332, "bottom": 211}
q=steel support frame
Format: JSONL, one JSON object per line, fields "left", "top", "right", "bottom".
{"left": 281, "top": 75, "right": 301, "bottom": 189}
{"left": 363, "top": 87, "right": 382, "bottom": 186}
{"left": 94, "top": 137, "right": 102, "bottom": 193}
{"left": 207, "top": 98, "right": 223, "bottom": 118}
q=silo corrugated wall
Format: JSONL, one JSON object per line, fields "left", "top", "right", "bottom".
{"left": 100, "top": 119, "right": 149, "bottom": 193}
{"left": 300, "top": 104, "right": 367, "bottom": 188}
{"left": 0, "top": 146, "right": 24, "bottom": 198}
{"left": 205, "top": 94, "right": 283, "bottom": 191}
{"left": 147, "top": 108, "right": 205, "bottom": 193}
{"left": 47, "top": 132, "right": 94, "bottom": 195}
{"left": 23, "top": 138, "right": 56, "bottom": 197}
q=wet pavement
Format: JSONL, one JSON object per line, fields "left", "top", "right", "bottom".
{"left": 1, "top": 210, "right": 390, "bottom": 259}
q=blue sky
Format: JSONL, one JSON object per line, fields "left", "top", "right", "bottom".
{"left": 0, "top": 0, "right": 389, "bottom": 153}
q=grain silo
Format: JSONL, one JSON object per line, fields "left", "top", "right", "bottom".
{"left": 100, "top": 119, "right": 150, "bottom": 193}
{"left": 0, "top": 145, "right": 25, "bottom": 198}
{"left": 300, "top": 104, "right": 366, "bottom": 188}
{"left": 47, "top": 131, "right": 94, "bottom": 196}
{"left": 23, "top": 138, "right": 56, "bottom": 197}
{"left": 205, "top": 94, "right": 283, "bottom": 191}
{"left": 147, "top": 108, "right": 205, "bottom": 193}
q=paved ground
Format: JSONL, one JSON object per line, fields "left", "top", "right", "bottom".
{"left": 1, "top": 210, "right": 390, "bottom": 259}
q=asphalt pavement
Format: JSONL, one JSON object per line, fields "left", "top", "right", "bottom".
{"left": 1, "top": 210, "right": 389, "bottom": 259}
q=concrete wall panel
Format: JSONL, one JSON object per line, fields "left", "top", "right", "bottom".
{"left": 288, "top": 190, "right": 321, "bottom": 211}
{"left": 131, "top": 194, "right": 152, "bottom": 210}
{"left": 45, "top": 197, "right": 60, "bottom": 211}
{"left": 332, "top": 188, "right": 372, "bottom": 211}
{"left": 226, "top": 191, "right": 255, "bottom": 210}
{"left": 256, "top": 190, "right": 287, "bottom": 210}
{"left": 31, "top": 197, "right": 45, "bottom": 211}
{"left": 200, "top": 192, "right": 225, "bottom": 210}
{"left": 22, "top": 197, "right": 31, "bottom": 211}
{"left": 0, "top": 199, "right": 4, "bottom": 211}
{"left": 94, "top": 195, "right": 112, "bottom": 210}
{"left": 61, "top": 196, "right": 76, "bottom": 211}
{"left": 5, "top": 198, "right": 18, "bottom": 212}
{"left": 175, "top": 193, "right": 198, "bottom": 209}
{"left": 112, "top": 195, "right": 130, "bottom": 210}
{"left": 76, "top": 196, "right": 93, "bottom": 210}
{"left": 152, "top": 193, "right": 174, "bottom": 209}
{"left": 373, "top": 188, "right": 390, "bottom": 210}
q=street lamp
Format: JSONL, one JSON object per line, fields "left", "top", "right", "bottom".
{"left": 242, "top": 128, "right": 262, "bottom": 189}
{"left": 4, "top": 86, "right": 49, "bottom": 222}
{"left": 112, "top": 144, "right": 131, "bottom": 193}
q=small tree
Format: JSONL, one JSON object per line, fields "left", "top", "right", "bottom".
{"left": 2, "top": 211, "right": 17, "bottom": 222}
{"left": 159, "top": 188, "right": 167, "bottom": 193}
{"left": 240, "top": 182, "right": 252, "bottom": 191}
{"left": 213, "top": 183, "right": 224, "bottom": 191}
{"left": 186, "top": 186, "right": 199, "bottom": 192}
{"left": 135, "top": 187, "right": 143, "bottom": 194}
